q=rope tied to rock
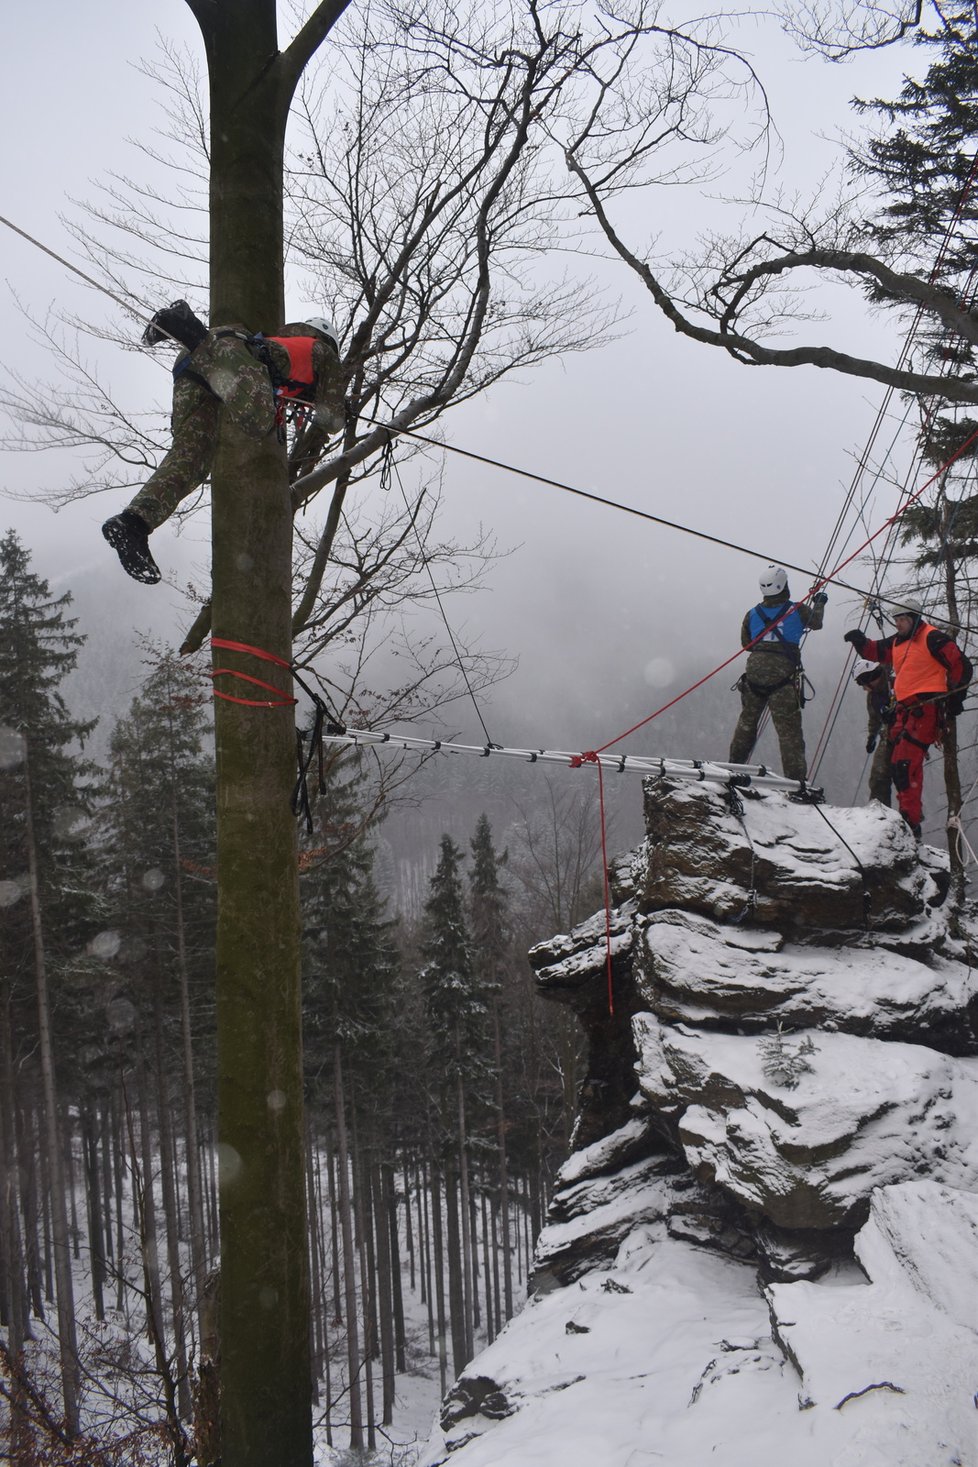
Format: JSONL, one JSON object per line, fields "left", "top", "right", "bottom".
{"left": 571, "top": 751, "right": 616, "bottom": 1016}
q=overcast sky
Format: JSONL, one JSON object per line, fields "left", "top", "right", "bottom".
{"left": 0, "top": 2, "right": 920, "bottom": 793}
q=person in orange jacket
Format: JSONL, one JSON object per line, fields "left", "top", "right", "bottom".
{"left": 844, "top": 601, "right": 971, "bottom": 837}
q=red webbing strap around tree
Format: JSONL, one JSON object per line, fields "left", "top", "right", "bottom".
{"left": 569, "top": 750, "right": 615, "bottom": 1016}
{"left": 209, "top": 637, "right": 298, "bottom": 709}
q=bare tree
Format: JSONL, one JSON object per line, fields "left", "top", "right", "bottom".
{"left": 561, "top": 0, "right": 978, "bottom": 408}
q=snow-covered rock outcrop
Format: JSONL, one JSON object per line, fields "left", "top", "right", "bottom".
{"left": 422, "top": 780, "right": 978, "bottom": 1467}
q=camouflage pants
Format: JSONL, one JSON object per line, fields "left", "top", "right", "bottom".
{"left": 127, "top": 330, "right": 276, "bottom": 531}
{"left": 868, "top": 736, "right": 892, "bottom": 806}
{"left": 728, "top": 660, "right": 807, "bottom": 781}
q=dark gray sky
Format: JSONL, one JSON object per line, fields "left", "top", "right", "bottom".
{"left": 1, "top": 2, "right": 918, "bottom": 789}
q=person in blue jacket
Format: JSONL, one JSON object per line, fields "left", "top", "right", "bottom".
{"left": 728, "top": 565, "right": 827, "bottom": 781}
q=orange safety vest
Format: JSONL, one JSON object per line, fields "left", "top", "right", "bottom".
{"left": 265, "top": 335, "right": 316, "bottom": 400}
{"left": 891, "top": 623, "right": 949, "bottom": 701}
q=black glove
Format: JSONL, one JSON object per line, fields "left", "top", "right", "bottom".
{"left": 844, "top": 629, "right": 867, "bottom": 649}
{"left": 946, "top": 690, "right": 967, "bottom": 719}
{"left": 812, "top": 591, "right": 828, "bottom": 607}
{"left": 866, "top": 735, "right": 877, "bottom": 753}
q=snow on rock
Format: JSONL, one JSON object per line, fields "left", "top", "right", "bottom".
{"left": 424, "top": 780, "right": 978, "bottom": 1467}
{"left": 637, "top": 907, "right": 978, "bottom": 1045}
{"left": 640, "top": 781, "right": 948, "bottom": 933}
{"left": 766, "top": 1181, "right": 978, "bottom": 1466}
{"left": 421, "top": 1187, "right": 978, "bottom": 1467}
{"left": 634, "top": 1017, "right": 978, "bottom": 1228}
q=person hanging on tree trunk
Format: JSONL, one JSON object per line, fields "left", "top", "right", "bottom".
{"left": 852, "top": 658, "right": 894, "bottom": 807}
{"left": 728, "top": 565, "right": 828, "bottom": 782}
{"left": 101, "top": 300, "right": 347, "bottom": 584}
{"left": 844, "top": 602, "right": 971, "bottom": 839}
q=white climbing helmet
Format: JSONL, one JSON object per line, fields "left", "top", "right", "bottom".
{"left": 302, "top": 316, "right": 340, "bottom": 352}
{"left": 758, "top": 565, "right": 788, "bottom": 596}
{"left": 888, "top": 599, "right": 923, "bottom": 623}
{"left": 852, "top": 659, "right": 878, "bottom": 684}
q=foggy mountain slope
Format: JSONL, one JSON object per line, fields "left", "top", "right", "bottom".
{"left": 420, "top": 778, "right": 978, "bottom": 1467}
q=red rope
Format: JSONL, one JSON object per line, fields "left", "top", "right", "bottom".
{"left": 592, "top": 424, "right": 978, "bottom": 756}
{"left": 209, "top": 636, "right": 297, "bottom": 709}
{"left": 570, "top": 752, "right": 615, "bottom": 1015}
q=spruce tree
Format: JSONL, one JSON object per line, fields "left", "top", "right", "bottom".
{"left": 850, "top": 9, "right": 978, "bottom": 873}
{"left": 853, "top": 6, "right": 978, "bottom": 460}
{"left": 0, "top": 530, "right": 98, "bottom": 1433}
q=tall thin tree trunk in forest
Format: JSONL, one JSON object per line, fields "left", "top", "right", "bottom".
{"left": 325, "top": 1133, "right": 342, "bottom": 1324}
{"left": 350, "top": 1105, "right": 376, "bottom": 1451}
{"left": 37, "top": 1102, "right": 54, "bottom": 1302}
{"left": 430, "top": 1165, "right": 448, "bottom": 1397}
{"left": 181, "top": 3, "right": 352, "bottom": 1458}
{"left": 370, "top": 1161, "right": 396, "bottom": 1424}
{"left": 153, "top": 977, "right": 192, "bottom": 1422}
{"left": 306, "top": 1125, "right": 324, "bottom": 1393}
{"left": 1, "top": 1001, "right": 29, "bottom": 1341}
{"left": 134, "top": 1068, "right": 167, "bottom": 1363}
{"left": 939, "top": 498, "right": 966, "bottom": 901}
{"left": 490, "top": 1192, "right": 502, "bottom": 1335}
{"left": 385, "top": 1161, "right": 407, "bottom": 1373}
{"left": 171, "top": 794, "right": 208, "bottom": 1332}
{"left": 444, "top": 1165, "right": 467, "bottom": 1377}
{"left": 403, "top": 1152, "right": 415, "bottom": 1293}
{"left": 420, "top": 1157, "right": 434, "bottom": 1350}
{"left": 14, "top": 1088, "right": 43, "bottom": 1321}
{"left": 22, "top": 743, "right": 79, "bottom": 1433}
{"left": 80, "top": 1105, "right": 106, "bottom": 1322}
{"left": 64, "top": 1123, "right": 80, "bottom": 1260}
{"left": 456, "top": 1077, "right": 475, "bottom": 1361}
{"left": 112, "top": 1082, "right": 128, "bottom": 1313}
{"left": 492, "top": 1001, "right": 513, "bottom": 1320}
{"left": 0, "top": 996, "right": 29, "bottom": 1361}
{"left": 480, "top": 1189, "right": 495, "bottom": 1345}
{"left": 100, "top": 1097, "right": 114, "bottom": 1268}
{"left": 333, "top": 1048, "right": 363, "bottom": 1452}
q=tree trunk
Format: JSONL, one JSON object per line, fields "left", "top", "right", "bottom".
{"left": 183, "top": 7, "right": 352, "bottom": 1458}
{"left": 153, "top": 978, "right": 192, "bottom": 1422}
{"left": 493, "top": 1001, "right": 513, "bottom": 1320}
{"left": 333, "top": 1047, "right": 363, "bottom": 1451}
{"left": 371, "top": 1161, "right": 396, "bottom": 1424}
{"left": 23, "top": 743, "right": 79, "bottom": 1432}
{"left": 385, "top": 1161, "right": 407, "bottom": 1373}
{"left": 172, "top": 792, "right": 208, "bottom": 1334}
{"left": 14, "top": 1086, "right": 43, "bottom": 1323}
{"left": 430, "top": 1164, "right": 448, "bottom": 1397}
{"left": 80, "top": 1104, "right": 106, "bottom": 1322}
{"left": 205, "top": 2, "right": 312, "bottom": 1451}
{"left": 444, "top": 1165, "right": 467, "bottom": 1377}
{"left": 456, "top": 1078, "right": 475, "bottom": 1362}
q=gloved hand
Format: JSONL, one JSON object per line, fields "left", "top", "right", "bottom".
{"left": 844, "top": 629, "right": 867, "bottom": 649}
{"left": 812, "top": 591, "right": 828, "bottom": 607}
{"left": 946, "top": 690, "right": 967, "bottom": 718}
{"left": 866, "top": 735, "right": 877, "bottom": 753}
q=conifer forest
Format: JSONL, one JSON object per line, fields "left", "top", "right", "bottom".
{"left": 0, "top": 529, "right": 591, "bottom": 1463}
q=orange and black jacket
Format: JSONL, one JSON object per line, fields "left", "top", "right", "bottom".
{"left": 849, "top": 623, "right": 970, "bottom": 705}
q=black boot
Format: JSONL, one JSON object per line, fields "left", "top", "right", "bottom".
{"left": 101, "top": 511, "right": 161, "bottom": 584}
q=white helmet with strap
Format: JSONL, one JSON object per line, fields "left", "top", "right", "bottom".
{"left": 852, "top": 659, "right": 879, "bottom": 683}
{"left": 758, "top": 565, "right": 788, "bottom": 596}
{"left": 888, "top": 599, "right": 922, "bottom": 623}
{"left": 301, "top": 315, "right": 340, "bottom": 353}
